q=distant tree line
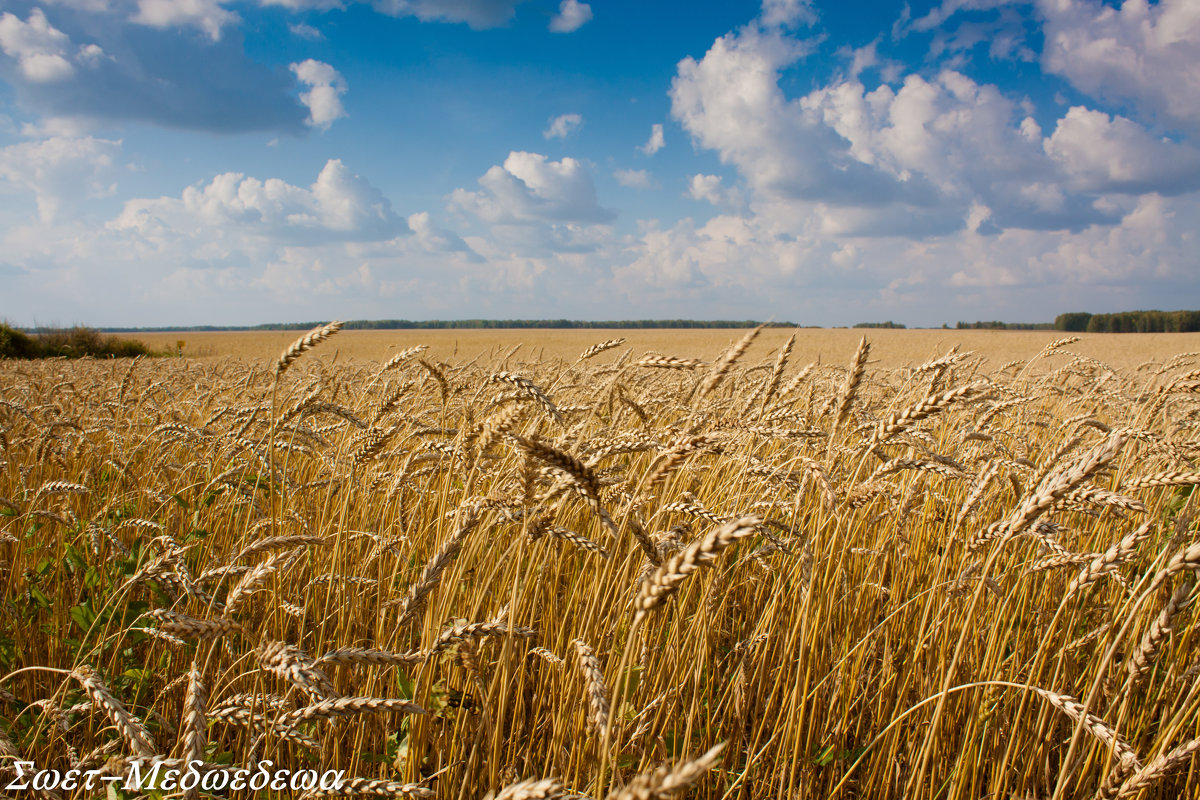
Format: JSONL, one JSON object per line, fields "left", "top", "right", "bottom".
{"left": 853, "top": 321, "right": 906, "bottom": 329}
{"left": 1054, "top": 310, "right": 1200, "bottom": 333}
{"left": 955, "top": 321, "right": 1055, "bottom": 330}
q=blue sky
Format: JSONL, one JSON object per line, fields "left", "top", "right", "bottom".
{"left": 2, "top": 0, "right": 1199, "bottom": 327}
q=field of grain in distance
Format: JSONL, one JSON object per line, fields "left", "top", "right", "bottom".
{"left": 139, "top": 327, "right": 1200, "bottom": 371}
{"left": 2, "top": 326, "right": 1198, "bottom": 799}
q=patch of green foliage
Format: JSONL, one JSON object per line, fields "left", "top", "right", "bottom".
{"left": 0, "top": 323, "right": 156, "bottom": 359}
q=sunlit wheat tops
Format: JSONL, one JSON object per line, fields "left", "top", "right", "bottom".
{"left": 578, "top": 338, "right": 626, "bottom": 362}
{"left": 634, "top": 516, "right": 763, "bottom": 623}
{"left": 2, "top": 330, "right": 1199, "bottom": 799}
{"left": 697, "top": 324, "right": 762, "bottom": 401}
{"left": 276, "top": 321, "right": 344, "bottom": 377}
{"left": 832, "top": 335, "right": 870, "bottom": 435}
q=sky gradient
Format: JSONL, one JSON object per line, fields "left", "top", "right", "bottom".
{"left": 1, "top": 0, "right": 1198, "bottom": 328}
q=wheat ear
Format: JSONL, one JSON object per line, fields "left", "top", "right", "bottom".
{"left": 698, "top": 324, "right": 762, "bottom": 401}
{"left": 493, "top": 776, "right": 565, "bottom": 799}
{"left": 72, "top": 665, "right": 156, "bottom": 758}
{"left": 572, "top": 638, "right": 611, "bottom": 733}
{"left": 180, "top": 662, "right": 207, "bottom": 766}
{"left": 606, "top": 741, "right": 726, "bottom": 799}
{"left": 634, "top": 516, "right": 762, "bottom": 623}
{"left": 276, "top": 321, "right": 344, "bottom": 378}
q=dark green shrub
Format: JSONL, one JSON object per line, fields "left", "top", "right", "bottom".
{"left": 0, "top": 323, "right": 41, "bottom": 358}
{"left": 0, "top": 323, "right": 154, "bottom": 359}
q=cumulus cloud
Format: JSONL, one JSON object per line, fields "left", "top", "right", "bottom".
{"left": 543, "top": 112, "right": 582, "bottom": 139}
{"left": 605, "top": 6, "right": 1200, "bottom": 320}
{"left": 686, "top": 173, "right": 742, "bottom": 208}
{"left": 41, "top": 0, "right": 116, "bottom": 11}
{"left": 450, "top": 151, "right": 614, "bottom": 225}
{"left": 259, "top": 0, "right": 345, "bottom": 9}
{"left": 671, "top": 28, "right": 935, "bottom": 216}
{"left": 614, "top": 168, "right": 651, "bottom": 188}
{"left": 76, "top": 42, "right": 107, "bottom": 65}
{"left": 289, "top": 22, "right": 324, "bottom": 40}
{"left": 1045, "top": 106, "right": 1200, "bottom": 195}
{"left": 0, "top": 155, "right": 514, "bottom": 326}
{"left": 132, "top": 0, "right": 240, "bottom": 41}
{"left": 640, "top": 123, "right": 664, "bottom": 156}
{"left": 842, "top": 40, "right": 878, "bottom": 77}
{"left": 1038, "top": 0, "right": 1200, "bottom": 134}
{"left": 111, "top": 159, "right": 406, "bottom": 242}
{"left": 0, "top": 8, "right": 77, "bottom": 83}
{"left": 760, "top": 0, "right": 817, "bottom": 29}
{"left": 371, "top": 0, "right": 527, "bottom": 30}
{"left": 687, "top": 174, "right": 723, "bottom": 204}
{"left": 906, "top": 0, "right": 1013, "bottom": 35}
{"left": 549, "top": 0, "right": 592, "bottom": 33}
{"left": 407, "top": 210, "right": 477, "bottom": 256}
{"left": 613, "top": 189, "right": 1200, "bottom": 324}
{"left": 291, "top": 59, "right": 348, "bottom": 130}
{"left": 670, "top": 22, "right": 1146, "bottom": 235}
{"left": 0, "top": 135, "right": 121, "bottom": 222}
{"left": 1, "top": 9, "right": 308, "bottom": 134}
{"left": 922, "top": 7, "right": 1037, "bottom": 65}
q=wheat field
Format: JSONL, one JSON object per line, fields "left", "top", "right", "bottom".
{"left": 1, "top": 326, "right": 1198, "bottom": 799}
{"left": 138, "top": 328, "right": 1200, "bottom": 371}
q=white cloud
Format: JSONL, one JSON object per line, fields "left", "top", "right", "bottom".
{"left": 543, "top": 113, "right": 582, "bottom": 140}
{"left": 132, "top": 0, "right": 240, "bottom": 41}
{"left": 640, "top": 123, "right": 664, "bottom": 155}
{"left": 42, "top": 0, "right": 118, "bottom": 11}
{"left": 0, "top": 135, "right": 121, "bottom": 223}
{"left": 0, "top": 5, "right": 309, "bottom": 134}
{"left": 760, "top": 0, "right": 817, "bottom": 29}
{"left": 606, "top": 8, "right": 1200, "bottom": 321}
{"left": 671, "top": 27, "right": 929, "bottom": 221}
{"left": 449, "top": 151, "right": 614, "bottom": 225}
{"left": 686, "top": 173, "right": 741, "bottom": 208}
{"left": 76, "top": 43, "right": 108, "bottom": 66}
{"left": 1038, "top": 0, "right": 1200, "bottom": 134}
{"left": 670, "top": 23, "right": 1130, "bottom": 234}
{"left": 908, "top": 0, "right": 1012, "bottom": 35}
{"left": 407, "top": 210, "right": 477, "bottom": 256}
{"left": 291, "top": 59, "right": 348, "bottom": 130}
{"left": 611, "top": 189, "right": 1200, "bottom": 324}
{"left": 111, "top": 159, "right": 404, "bottom": 241}
{"left": 370, "top": 0, "right": 527, "bottom": 30}
{"left": 289, "top": 22, "right": 324, "bottom": 40}
{"left": 0, "top": 8, "right": 75, "bottom": 83}
{"left": 614, "top": 168, "right": 651, "bottom": 189}
{"left": 687, "top": 174, "right": 723, "bottom": 204}
{"left": 549, "top": 0, "right": 592, "bottom": 33}
{"left": 259, "top": 0, "right": 345, "bottom": 9}
{"left": 1045, "top": 106, "right": 1200, "bottom": 195}
{"left": 844, "top": 40, "right": 878, "bottom": 77}
{"left": 19, "top": 116, "right": 93, "bottom": 138}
